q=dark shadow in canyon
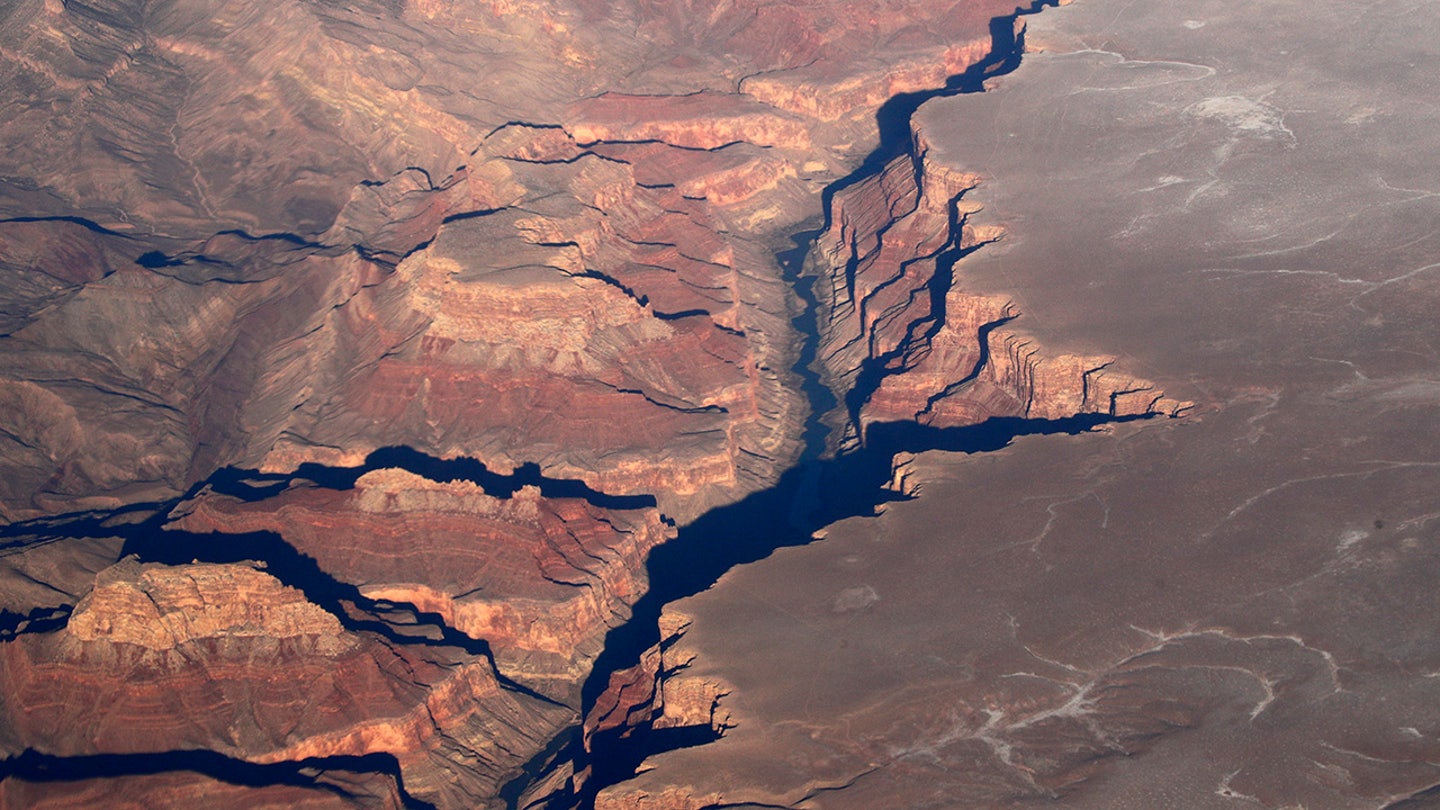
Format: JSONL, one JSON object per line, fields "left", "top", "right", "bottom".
{"left": 0, "top": 749, "right": 436, "bottom": 810}
{"left": 560, "top": 3, "right": 1071, "bottom": 806}
{"left": 0, "top": 444, "right": 660, "bottom": 710}
{"left": 580, "top": 412, "right": 1152, "bottom": 702}
{"left": 563, "top": 409, "right": 1153, "bottom": 808}
{"left": 198, "top": 445, "right": 656, "bottom": 512}
{"left": 821, "top": 0, "right": 1057, "bottom": 230}
{"left": 0, "top": 446, "right": 671, "bottom": 797}
{"left": 4, "top": 1, "right": 1098, "bottom": 804}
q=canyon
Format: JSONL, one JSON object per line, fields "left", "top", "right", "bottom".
{"left": 4, "top": 0, "right": 1435, "bottom": 808}
{"left": 593, "top": 0, "right": 1440, "bottom": 807}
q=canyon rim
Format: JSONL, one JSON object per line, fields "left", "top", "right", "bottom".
{"left": 3, "top": 0, "right": 1438, "bottom": 809}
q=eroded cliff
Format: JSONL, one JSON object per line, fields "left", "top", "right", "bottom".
{"left": 814, "top": 126, "right": 1188, "bottom": 449}
{"left": 0, "top": 0, "right": 1026, "bottom": 523}
{"left": 0, "top": 0, "right": 1189, "bottom": 807}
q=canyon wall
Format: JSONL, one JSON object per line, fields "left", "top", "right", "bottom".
{"left": 813, "top": 127, "right": 1188, "bottom": 449}
{"left": 0, "top": 0, "right": 1025, "bottom": 523}
{"left": 0, "top": 1, "right": 1189, "bottom": 807}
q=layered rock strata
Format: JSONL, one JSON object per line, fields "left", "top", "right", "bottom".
{"left": 0, "top": 450, "right": 681, "bottom": 804}
{"left": 0, "top": 770, "right": 404, "bottom": 810}
{"left": 584, "top": 611, "right": 733, "bottom": 754}
{"left": 814, "top": 131, "right": 1189, "bottom": 447}
{"left": 0, "top": 557, "right": 573, "bottom": 807}
{"left": 0, "top": 0, "right": 1023, "bottom": 522}
{"left": 169, "top": 467, "right": 674, "bottom": 698}
{"left": 0, "top": 0, "right": 1190, "bottom": 808}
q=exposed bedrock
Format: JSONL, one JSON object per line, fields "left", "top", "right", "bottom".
{"left": 0, "top": 121, "right": 807, "bottom": 524}
{"left": 814, "top": 127, "right": 1188, "bottom": 448}
{"left": 0, "top": 556, "right": 573, "bottom": 808}
{"left": 169, "top": 466, "right": 674, "bottom": 699}
{"left": 0, "top": 0, "right": 1188, "bottom": 808}
{"left": 581, "top": 610, "right": 733, "bottom": 797}
{"left": 0, "top": 768, "right": 405, "bottom": 810}
{"left": 0, "top": 0, "right": 1159, "bottom": 523}
{"left": 0, "top": 0, "right": 1015, "bottom": 237}
{"left": 0, "top": 0, "right": 1009, "bottom": 524}
{"left": 0, "top": 446, "right": 678, "bottom": 807}
{"left": 257, "top": 129, "right": 806, "bottom": 524}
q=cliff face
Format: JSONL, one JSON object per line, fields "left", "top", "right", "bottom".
{"left": 253, "top": 129, "right": 806, "bottom": 522}
{"left": 0, "top": 771, "right": 405, "bottom": 810}
{"left": 169, "top": 467, "right": 673, "bottom": 697}
{"left": 0, "top": 557, "right": 574, "bottom": 807}
{"left": 814, "top": 129, "right": 1189, "bottom": 445}
{"left": 0, "top": 0, "right": 1020, "bottom": 523}
{"left": 0, "top": 121, "right": 801, "bottom": 525}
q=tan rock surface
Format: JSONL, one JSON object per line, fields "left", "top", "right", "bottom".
{"left": 0, "top": 556, "right": 571, "bottom": 807}
{"left": 66, "top": 559, "right": 346, "bottom": 650}
{"left": 170, "top": 468, "right": 673, "bottom": 695}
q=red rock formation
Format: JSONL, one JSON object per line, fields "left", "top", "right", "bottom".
{"left": 0, "top": 557, "right": 571, "bottom": 807}
{"left": 0, "top": 0, "right": 1024, "bottom": 522}
{"left": 815, "top": 134, "right": 1189, "bottom": 441}
{"left": 170, "top": 468, "right": 673, "bottom": 695}
{"left": 583, "top": 612, "right": 739, "bottom": 810}
{"left": 0, "top": 1, "right": 1174, "bottom": 808}
{"left": 244, "top": 141, "right": 803, "bottom": 521}
{"left": 581, "top": 611, "right": 732, "bottom": 793}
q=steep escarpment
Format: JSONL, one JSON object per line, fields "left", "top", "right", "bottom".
{"left": 0, "top": 124, "right": 803, "bottom": 525}
{"left": 814, "top": 128, "right": 1189, "bottom": 448}
{"left": 0, "top": 556, "right": 572, "bottom": 808}
{"left": 0, "top": 449, "right": 676, "bottom": 807}
{"left": 0, "top": 0, "right": 1025, "bottom": 523}
{"left": 577, "top": 4, "right": 1190, "bottom": 807}
{"left": 0, "top": 768, "right": 405, "bottom": 810}
{"left": 170, "top": 466, "right": 674, "bottom": 698}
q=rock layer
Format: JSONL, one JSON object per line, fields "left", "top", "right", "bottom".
{"left": 0, "top": 770, "right": 403, "bottom": 810}
{"left": 814, "top": 136, "right": 1188, "bottom": 446}
{"left": 586, "top": 0, "right": 1440, "bottom": 807}
{"left": 0, "top": 557, "right": 572, "bottom": 807}
{"left": 170, "top": 467, "right": 674, "bottom": 697}
{"left": 0, "top": 0, "right": 1190, "bottom": 808}
{"left": 0, "top": 0, "right": 1023, "bottom": 523}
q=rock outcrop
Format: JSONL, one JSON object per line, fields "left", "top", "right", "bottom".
{"left": 0, "top": 557, "right": 573, "bottom": 807}
{"left": 586, "top": 612, "right": 731, "bottom": 741}
{"left": 582, "top": 610, "right": 733, "bottom": 800}
{"left": 170, "top": 467, "right": 674, "bottom": 697}
{"left": 0, "top": 770, "right": 404, "bottom": 810}
{"left": 814, "top": 130, "right": 1189, "bottom": 446}
{"left": 0, "top": 0, "right": 1023, "bottom": 523}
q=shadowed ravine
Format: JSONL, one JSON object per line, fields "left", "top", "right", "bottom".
{"left": 0, "top": 449, "right": 615, "bottom": 706}
{"left": 562, "top": 413, "right": 1153, "bottom": 807}
{"left": 0, "top": 750, "right": 438, "bottom": 810}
